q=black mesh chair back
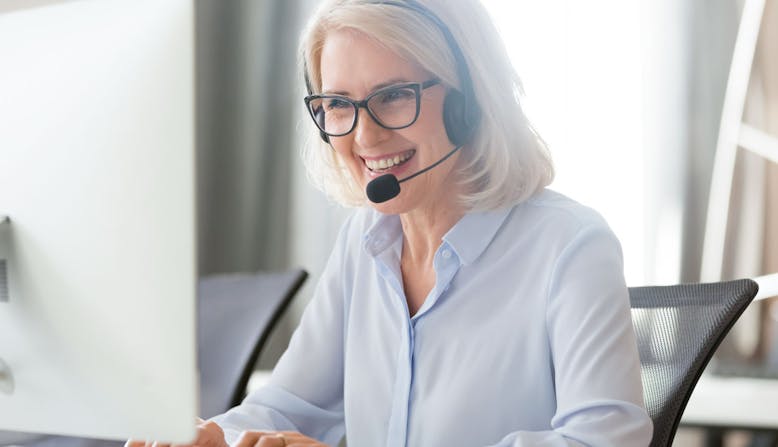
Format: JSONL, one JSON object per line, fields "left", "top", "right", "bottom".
{"left": 629, "top": 279, "right": 758, "bottom": 447}
{"left": 198, "top": 269, "right": 307, "bottom": 419}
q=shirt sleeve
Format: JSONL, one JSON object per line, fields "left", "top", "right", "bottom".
{"left": 490, "top": 223, "right": 653, "bottom": 447}
{"left": 208, "top": 218, "right": 352, "bottom": 446}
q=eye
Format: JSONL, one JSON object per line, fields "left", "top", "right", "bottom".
{"left": 324, "top": 97, "right": 351, "bottom": 110}
{"left": 376, "top": 88, "right": 415, "bottom": 104}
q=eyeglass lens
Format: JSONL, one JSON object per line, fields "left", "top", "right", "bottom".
{"left": 308, "top": 85, "right": 419, "bottom": 136}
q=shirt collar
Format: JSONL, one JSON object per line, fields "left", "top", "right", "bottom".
{"left": 443, "top": 206, "right": 513, "bottom": 265}
{"left": 362, "top": 206, "right": 514, "bottom": 264}
{"left": 363, "top": 212, "right": 403, "bottom": 257}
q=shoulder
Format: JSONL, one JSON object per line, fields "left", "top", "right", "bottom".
{"left": 521, "top": 189, "right": 611, "bottom": 231}
{"left": 496, "top": 189, "right": 620, "bottom": 259}
{"left": 506, "top": 189, "right": 612, "bottom": 242}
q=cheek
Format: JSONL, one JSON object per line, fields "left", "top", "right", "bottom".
{"left": 329, "top": 138, "right": 354, "bottom": 160}
{"left": 330, "top": 140, "right": 364, "bottom": 174}
{"left": 415, "top": 98, "right": 449, "bottom": 142}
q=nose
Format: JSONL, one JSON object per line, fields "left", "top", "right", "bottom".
{"left": 353, "top": 107, "right": 391, "bottom": 148}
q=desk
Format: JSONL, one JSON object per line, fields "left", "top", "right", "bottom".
{"left": 682, "top": 374, "right": 778, "bottom": 430}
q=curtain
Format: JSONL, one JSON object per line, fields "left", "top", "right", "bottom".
{"left": 642, "top": 0, "right": 740, "bottom": 286}
{"left": 196, "top": 0, "right": 306, "bottom": 276}
{"left": 679, "top": 0, "right": 741, "bottom": 283}
{"left": 195, "top": 0, "right": 354, "bottom": 368}
{"left": 197, "top": 0, "right": 339, "bottom": 369}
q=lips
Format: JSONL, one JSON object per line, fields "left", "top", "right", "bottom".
{"left": 362, "top": 149, "right": 415, "bottom": 173}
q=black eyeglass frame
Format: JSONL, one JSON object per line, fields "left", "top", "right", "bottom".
{"left": 304, "top": 78, "right": 440, "bottom": 138}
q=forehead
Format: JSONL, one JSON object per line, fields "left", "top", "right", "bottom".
{"left": 319, "top": 28, "right": 428, "bottom": 95}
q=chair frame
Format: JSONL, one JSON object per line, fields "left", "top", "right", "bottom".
{"left": 630, "top": 279, "right": 759, "bottom": 447}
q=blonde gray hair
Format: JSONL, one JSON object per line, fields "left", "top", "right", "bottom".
{"left": 299, "top": 0, "right": 554, "bottom": 210}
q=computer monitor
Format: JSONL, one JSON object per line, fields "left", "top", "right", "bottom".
{"left": 0, "top": 0, "right": 197, "bottom": 443}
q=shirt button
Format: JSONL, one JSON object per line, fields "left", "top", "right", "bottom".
{"left": 441, "top": 249, "right": 452, "bottom": 259}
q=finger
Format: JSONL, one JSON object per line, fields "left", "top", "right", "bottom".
{"left": 234, "top": 431, "right": 269, "bottom": 447}
{"left": 254, "top": 434, "right": 286, "bottom": 447}
{"left": 272, "top": 433, "right": 287, "bottom": 447}
{"left": 193, "top": 421, "right": 224, "bottom": 446}
{"left": 198, "top": 419, "right": 224, "bottom": 435}
{"left": 124, "top": 441, "right": 146, "bottom": 447}
{"left": 273, "top": 432, "right": 325, "bottom": 447}
{"left": 234, "top": 430, "right": 313, "bottom": 447}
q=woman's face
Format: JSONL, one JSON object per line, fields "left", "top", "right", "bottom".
{"left": 319, "top": 29, "right": 461, "bottom": 215}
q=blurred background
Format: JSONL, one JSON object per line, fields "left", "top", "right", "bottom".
{"left": 195, "top": 0, "right": 777, "bottom": 445}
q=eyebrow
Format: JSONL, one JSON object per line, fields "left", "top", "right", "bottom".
{"left": 322, "top": 78, "right": 410, "bottom": 96}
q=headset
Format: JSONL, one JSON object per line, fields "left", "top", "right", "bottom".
{"left": 304, "top": 0, "right": 481, "bottom": 147}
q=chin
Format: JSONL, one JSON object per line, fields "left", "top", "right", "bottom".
{"left": 369, "top": 202, "right": 403, "bottom": 215}
{"left": 365, "top": 191, "right": 419, "bottom": 216}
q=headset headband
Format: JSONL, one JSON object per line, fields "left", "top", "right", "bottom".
{"left": 304, "top": 0, "right": 481, "bottom": 143}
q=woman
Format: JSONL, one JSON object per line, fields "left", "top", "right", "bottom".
{"left": 130, "top": 0, "right": 652, "bottom": 445}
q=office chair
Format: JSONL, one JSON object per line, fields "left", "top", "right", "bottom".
{"left": 12, "top": 269, "right": 308, "bottom": 446}
{"left": 198, "top": 269, "right": 308, "bottom": 418}
{"left": 629, "top": 278, "right": 759, "bottom": 447}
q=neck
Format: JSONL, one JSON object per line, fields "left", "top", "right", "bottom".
{"left": 399, "top": 199, "right": 466, "bottom": 265}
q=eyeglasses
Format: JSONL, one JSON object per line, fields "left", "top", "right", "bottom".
{"left": 304, "top": 78, "right": 440, "bottom": 138}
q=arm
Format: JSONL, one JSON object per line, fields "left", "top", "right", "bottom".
{"left": 209, "top": 219, "right": 353, "bottom": 446}
{"left": 491, "top": 225, "right": 653, "bottom": 447}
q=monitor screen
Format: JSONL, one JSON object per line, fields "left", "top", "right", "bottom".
{"left": 0, "top": 0, "right": 197, "bottom": 443}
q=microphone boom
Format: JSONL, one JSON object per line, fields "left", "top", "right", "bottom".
{"left": 365, "top": 144, "right": 463, "bottom": 204}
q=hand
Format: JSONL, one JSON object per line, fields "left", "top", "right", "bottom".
{"left": 125, "top": 418, "right": 228, "bottom": 447}
{"left": 232, "top": 430, "right": 328, "bottom": 447}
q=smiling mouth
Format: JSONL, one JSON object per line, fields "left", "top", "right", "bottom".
{"left": 363, "top": 149, "right": 415, "bottom": 173}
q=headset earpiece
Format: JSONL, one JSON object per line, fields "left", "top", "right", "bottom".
{"left": 396, "top": 0, "right": 481, "bottom": 146}
{"left": 443, "top": 90, "right": 471, "bottom": 147}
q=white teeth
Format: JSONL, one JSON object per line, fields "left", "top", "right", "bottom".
{"left": 365, "top": 151, "right": 413, "bottom": 172}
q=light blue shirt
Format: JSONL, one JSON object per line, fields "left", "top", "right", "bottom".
{"left": 211, "top": 189, "right": 653, "bottom": 446}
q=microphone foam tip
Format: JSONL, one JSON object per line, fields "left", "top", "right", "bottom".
{"left": 366, "top": 174, "right": 400, "bottom": 203}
